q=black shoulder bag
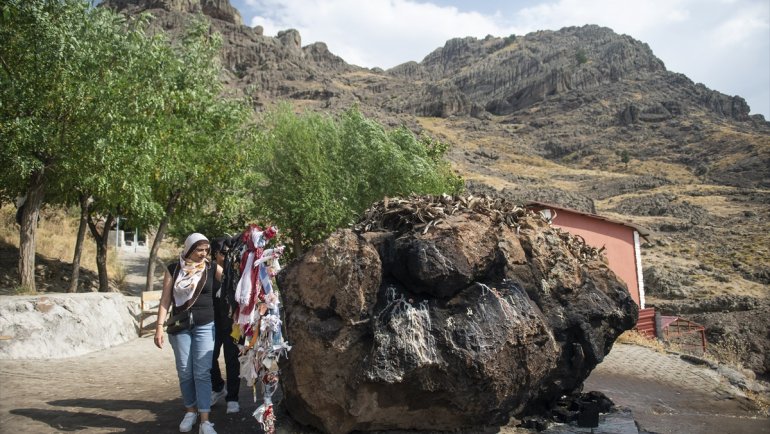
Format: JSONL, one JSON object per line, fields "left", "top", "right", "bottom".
{"left": 165, "top": 263, "right": 209, "bottom": 335}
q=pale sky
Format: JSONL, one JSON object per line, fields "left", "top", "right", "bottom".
{"left": 232, "top": 0, "right": 770, "bottom": 119}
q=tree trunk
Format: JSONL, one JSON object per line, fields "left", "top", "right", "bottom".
{"left": 18, "top": 170, "right": 46, "bottom": 293}
{"left": 292, "top": 231, "right": 303, "bottom": 258}
{"left": 68, "top": 194, "right": 90, "bottom": 293}
{"left": 87, "top": 211, "right": 114, "bottom": 292}
{"left": 146, "top": 190, "right": 181, "bottom": 292}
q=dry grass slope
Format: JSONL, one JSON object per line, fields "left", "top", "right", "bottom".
{"left": 0, "top": 205, "right": 124, "bottom": 294}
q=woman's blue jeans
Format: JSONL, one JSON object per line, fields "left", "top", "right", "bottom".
{"left": 169, "top": 321, "right": 215, "bottom": 412}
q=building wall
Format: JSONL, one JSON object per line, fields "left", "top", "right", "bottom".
{"left": 546, "top": 209, "right": 641, "bottom": 306}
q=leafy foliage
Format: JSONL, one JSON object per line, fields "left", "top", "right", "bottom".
{"left": 575, "top": 48, "right": 588, "bottom": 65}
{"left": 621, "top": 150, "right": 630, "bottom": 166}
{"left": 250, "top": 104, "right": 462, "bottom": 255}
{"left": 617, "top": 149, "right": 631, "bottom": 167}
{"left": 147, "top": 20, "right": 254, "bottom": 244}
{"left": 0, "top": 1, "right": 252, "bottom": 290}
{"left": 0, "top": 0, "right": 464, "bottom": 289}
{"left": 0, "top": 0, "right": 171, "bottom": 290}
{"left": 0, "top": 1, "right": 176, "bottom": 220}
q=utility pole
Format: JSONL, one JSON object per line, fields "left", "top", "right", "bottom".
{"left": 115, "top": 216, "right": 120, "bottom": 249}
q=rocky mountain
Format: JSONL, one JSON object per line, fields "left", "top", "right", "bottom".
{"left": 105, "top": 0, "right": 243, "bottom": 25}
{"left": 103, "top": 0, "right": 770, "bottom": 379}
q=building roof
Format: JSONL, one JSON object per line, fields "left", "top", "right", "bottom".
{"left": 526, "top": 201, "right": 652, "bottom": 237}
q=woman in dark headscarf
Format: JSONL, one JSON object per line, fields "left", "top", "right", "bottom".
{"left": 155, "top": 233, "right": 222, "bottom": 434}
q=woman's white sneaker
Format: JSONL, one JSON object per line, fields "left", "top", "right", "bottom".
{"left": 226, "top": 401, "right": 240, "bottom": 414}
{"left": 199, "top": 421, "right": 217, "bottom": 434}
{"left": 179, "top": 412, "right": 197, "bottom": 432}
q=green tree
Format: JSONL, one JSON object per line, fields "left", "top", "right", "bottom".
{"left": 69, "top": 16, "right": 171, "bottom": 292}
{"left": 0, "top": 0, "right": 163, "bottom": 291}
{"left": 167, "top": 170, "right": 259, "bottom": 244}
{"left": 619, "top": 149, "right": 631, "bottom": 168}
{"left": 575, "top": 48, "right": 588, "bottom": 65}
{"left": 251, "top": 105, "right": 462, "bottom": 256}
{"left": 143, "top": 22, "right": 253, "bottom": 291}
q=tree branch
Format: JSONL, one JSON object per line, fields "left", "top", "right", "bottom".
{"left": 0, "top": 54, "right": 15, "bottom": 81}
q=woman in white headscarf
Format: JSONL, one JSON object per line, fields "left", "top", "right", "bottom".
{"left": 155, "top": 233, "right": 223, "bottom": 434}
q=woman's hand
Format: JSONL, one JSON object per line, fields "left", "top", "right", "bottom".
{"left": 155, "top": 269, "right": 173, "bottom": 349}
{"left": 154, "top": 325, "right": 165, "bottom": 349}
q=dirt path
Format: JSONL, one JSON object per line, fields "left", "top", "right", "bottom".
{"left": 1, "top": 337, "right": 767, "bottom": 434}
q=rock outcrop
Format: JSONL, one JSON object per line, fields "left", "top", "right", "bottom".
{"left": 102, "top": 2, "right": 770, "bottom": 188}
{"left": 277, "top": 196, "right": 638, "bottom": 433}
{"left": 385, "top": 26, "right": 666, "bottom": 117}
{"left": 0, "top": 293, "right": 139, "bottom": 359}
{"left": 104, "top": 0, "right": 243, "bottom": 25}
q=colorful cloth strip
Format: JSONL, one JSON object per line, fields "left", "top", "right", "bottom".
{"left": 230, "top": 225, "right": 289, "bottom": 434}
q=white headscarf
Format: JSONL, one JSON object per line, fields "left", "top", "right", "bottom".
{"left": 173, "top": 233, "right": 209, "bottom": 307}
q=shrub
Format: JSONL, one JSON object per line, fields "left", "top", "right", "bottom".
{"left": 576, "top": 49, "right": 588, "bottom": 65}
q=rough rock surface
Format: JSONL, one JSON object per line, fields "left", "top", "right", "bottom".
{"left": 277, "top": 198, "right": 638, "bottom": 433}
{"left": 0, "top": 293, "right": 139, "bottom": 359}
{"left": 578, "top": 175, "right": 671, "bottom": 200}
{"left": 466, "top": 181, "right": 596, "bottom": 214}
{"left": 104, "top": 2, "right": 770, "bottom": 189}
{"left": 386, "top": 27, "right": 666, "bottom": 117}
{"left": 643, "top": 266, "right": 694, "bottom": 299}
{"left": 104, "top": 0, "right": 243, "bottom": 25}
{"left": 610, "top": 193, "right": 710, "bottom": 223}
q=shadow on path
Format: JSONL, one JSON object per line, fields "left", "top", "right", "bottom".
{"left": 11, "top": 400, "right": 170, "bottom": 433}
{"left": 9, "top": 391, "right": 296, "bottom": 434}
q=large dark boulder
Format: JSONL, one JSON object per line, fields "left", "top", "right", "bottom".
{"left": 277, "top": 196, "right": 638, "bottom": 433}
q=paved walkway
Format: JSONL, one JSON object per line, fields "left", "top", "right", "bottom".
{"left": 3, "top": 241, "right": 766, "bottom": 432}
{"left": 0, "top": 336, "right": 304, "bottom": 434}
{"left": 0, "top": 339, "right": 767, "bottom": 433}
{"left": 585, "top": 344, "right": 769, "bottom": 434}
{"left": 116, "top": 245, "right": 150, "bottom": 296}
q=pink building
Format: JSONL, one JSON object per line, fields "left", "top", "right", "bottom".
{"left": 527, "top": 202, "right": 651, "bottom": 308}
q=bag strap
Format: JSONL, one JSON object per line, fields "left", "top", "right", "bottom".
{"left": 170, "top": 262, "right": 209, "bottom": 314}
